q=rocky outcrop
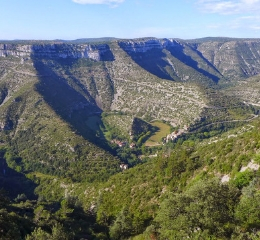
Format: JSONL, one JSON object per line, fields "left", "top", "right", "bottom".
{"left": 195, "top": 39, "right": 260, "bottom": 80}
{"left": 2, "top": 37, "right": 260, "bottom": 83}
{"left": 0, "top": 43, "right": 113, "bottom": 61}
{"left": 118, "top": 38, "right": 179, "bottom": 53}
{"left": 0, "top": 44, "right": 32, "bottom": 57}
{"left": 119, "top": 37, "right": 260, "bottom": 81}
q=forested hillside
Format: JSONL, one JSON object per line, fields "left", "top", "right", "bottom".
{"left": 1, "top": 37, "right": 260, "bottom": 239}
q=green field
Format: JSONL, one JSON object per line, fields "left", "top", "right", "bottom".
{"left": 145, "top": 121, "right": 171, "bottom": 146}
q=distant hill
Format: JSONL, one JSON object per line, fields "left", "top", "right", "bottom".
{"left": 64, "top": 37, "right": 118, "bottom": 43}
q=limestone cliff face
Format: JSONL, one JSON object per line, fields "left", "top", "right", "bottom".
{"left": 0, "top": 38, "right": 180, "bottom": 59}
{"left": 1, "top": 37, "right": 260, "bottom": 87}
{"left": 0, "top": 43, "right": 113, "bottom": 61}
{"left": 118, "top": 38, "right": 179, "bottom": 53}
{"left": 118, "top": 38, "right": 260, "bottom": 81}
{"left": 195, "top": 39, "right": 260, "bottom": 80}
{"left": 0, "top": 44, "right": 32, "bottom": 57}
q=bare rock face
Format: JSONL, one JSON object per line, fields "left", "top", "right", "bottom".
{"left": 0, "top": 43, "right": 114, "bottom": 61}
{"left": 2, "top": 38, "right": 260, "bottom": 82}
{"left": 195, "top": 39, "right": 260, "bottom": 80}
{"left": 118, "top": 38, "right": 178, "bottom": 53}
{"left": 0, "top": 44, "right": 32, "bottom": 57}
{"left": 118, "top": 37, "right": 260, "bottom": 81}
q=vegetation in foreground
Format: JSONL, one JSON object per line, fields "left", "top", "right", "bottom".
{"left": 1, "top": 117, "right": 260, "bottom": 239}
{"left": 2, "top": 38, "right": 260, "bottom": 239}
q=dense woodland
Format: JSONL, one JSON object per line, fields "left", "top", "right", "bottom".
{"left": 2, "top": 117, "right": 260, "bottom": 239}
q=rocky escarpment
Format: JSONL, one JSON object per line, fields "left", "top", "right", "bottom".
{"left": 118, "top": 38, "right": 222, "bottom": 83}
{"left": 0, "top": 43, "right": 114, "bottom": 61}
{"left": 118, "top": 38, "right": 260, "bottom": 82}
{"left": 118, "top": 38, "right": 179, "bottom": 53}
{"left": 2, "top": 38, "right": 260, "bottom": 83}
{"left": 192, "top": 39, "right": 260, "bottom": 81}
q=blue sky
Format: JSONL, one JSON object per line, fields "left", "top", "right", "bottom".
{"left": 1, "top": 0, "right": 260, "bottom": 40}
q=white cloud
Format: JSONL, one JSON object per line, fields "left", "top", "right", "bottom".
{"left": 72, "top": 0, "right": 124, "bottom": 5}
{"left": 197, "top": 0, "right": 260, "bottom": 14}
{"left": 194, "top": 0, "right": 260, "bottom": 37}
{"left": 225, "top": 14, "right": 260, "bottom": 31}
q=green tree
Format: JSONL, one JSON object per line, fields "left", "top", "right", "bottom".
{"left": 235, "top": 184, "right": 260, "bottom": 232}
{"left": 26, "top": 227, "right": 51, "bottom": 240}
{"left": 232, "top": 170, "right": 254, "bottom": 189}
{"left": 56, "top": 199, "right": 74, "bottom": 219}
{"left": 26, "top": 223, "right": 71, "bottom": 240}
{"left": 155, "top": 179, "right": 239, "bottom": 239}
{"left": 109, "top": 208, "right": 133, "bottom": 240}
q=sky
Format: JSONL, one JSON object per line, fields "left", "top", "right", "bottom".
{"left": 1, "top": 0, "right": 260, "bottom": 40}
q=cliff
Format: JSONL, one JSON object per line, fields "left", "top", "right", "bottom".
{"left": 118, "top": 38, "right": 178, "bottom": 53}
{"left": 2, "top": 37, "right": 260, "bottom": 82}
{"left": 118, "top": 38, "right": 260, "bottom": 82}
{"left": 195, "top": 39, "right": 260, "bottom": 80}
{"left": 0, "top": 43, "right": 113, "bottom": 61}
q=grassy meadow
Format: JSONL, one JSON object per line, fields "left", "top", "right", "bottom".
{"left": 145, "top": 121, "right": 171, "bottom": 146}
